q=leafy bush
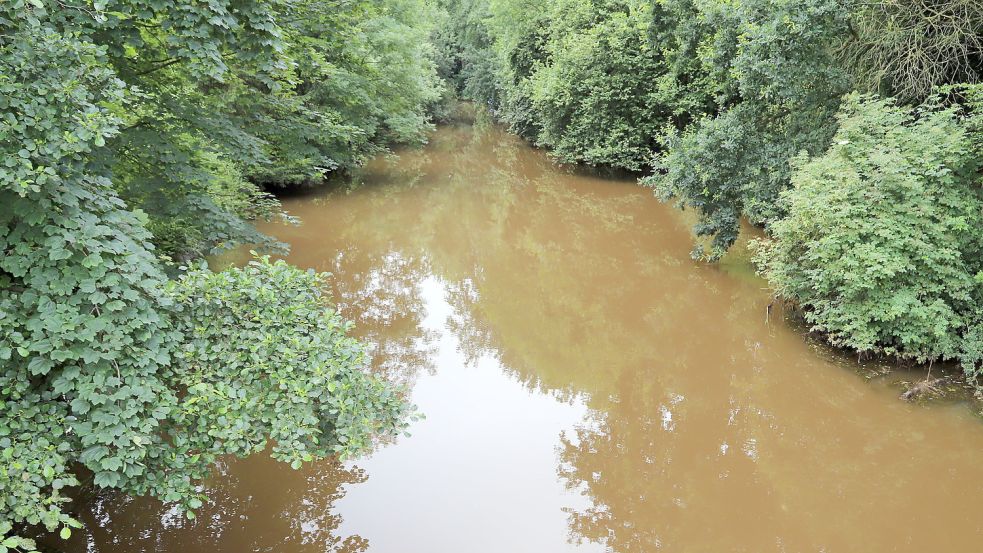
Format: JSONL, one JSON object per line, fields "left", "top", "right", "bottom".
{"left": 166, "top": 256, "right": 412, "bottom": 481}
{"left": 1, "top": 250, "right": 410, "bottom": 545}
{"left": 753, "top": 93, "right": 983, "bottom": 368}
{"left": 0, "top": 2, "right": 416, "bottom": 547}
{"left": 646, "top": 0, "right": 851, "bottom": 260}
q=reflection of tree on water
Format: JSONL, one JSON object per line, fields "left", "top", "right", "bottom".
{"left": 62, "top": 457, "right": 370, "bottom": 553}
{"left": 330, "top": 248, "right": 438, "bottom": 389}
{"left": 551, "top": 314, "right": 983, "bottom": 552}
{"left": 309, "top": 115, "right": 720, "bottom": 397}
{"left": 555, "top": 372, "right": 783, "bottom": 552}
{"left": 444, "top": 276, "right": 496, "bottom": 367}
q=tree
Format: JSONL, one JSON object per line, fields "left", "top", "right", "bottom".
{"left": 841, "top": 0, "right": 983, "bottom": 101}
{"left": 645, "top": 0, "right": 851, "bottom": 260}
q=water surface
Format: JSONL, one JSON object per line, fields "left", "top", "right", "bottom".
{"left": 68, "top": 116, "right": 983, "bottom": 552}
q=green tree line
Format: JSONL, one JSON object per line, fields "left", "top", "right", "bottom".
{"left": 434, "top": 0, "right": 983, "bottom": 382}
{"left": 1, "top": 0, "right": 441, "bottom": 549}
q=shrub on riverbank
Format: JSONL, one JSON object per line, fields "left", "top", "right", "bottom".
{"left": 753, "top": 92, "right": 983, "bottom": 377}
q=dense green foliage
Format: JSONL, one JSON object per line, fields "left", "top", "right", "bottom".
{"left": 650, "top": 0, "right": 851, "bottom": 259}
{"left": 3, "top": 0, "right": 442, "bottom": 262}
{"left": 1, "top": 0, "right": 430, "bottom": 548}
{"left": 483, "top": 0, "right": 680, "bottom": 169}
{"left": 504, "top": 1, "right": 670, "bottom": 169}
{"left": 754, "top": 91, "right": 983, "bottom": 373}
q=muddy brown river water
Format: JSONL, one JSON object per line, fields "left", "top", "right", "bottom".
{"left": 66, "top": 116, "right": 983, "bottom": 552}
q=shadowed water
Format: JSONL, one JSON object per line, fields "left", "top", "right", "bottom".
{"left": 64, "top": 115, "right": 983, "bottom": 553}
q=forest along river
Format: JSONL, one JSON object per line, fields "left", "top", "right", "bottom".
{"left": 67, "top": 116, "right": 983, "bottom": 553}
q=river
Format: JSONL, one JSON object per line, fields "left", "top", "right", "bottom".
{"left": 65, "top": 113, "right": 983, "bottom": 552}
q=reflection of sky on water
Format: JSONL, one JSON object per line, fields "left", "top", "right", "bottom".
{"left": 333, "top": 277, "right": 601, "bottom": 552}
